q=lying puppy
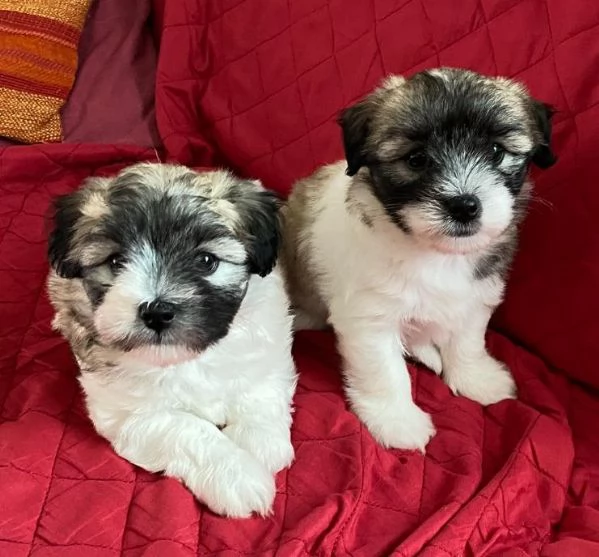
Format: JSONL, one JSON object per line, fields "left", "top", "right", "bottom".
{"left": 282, "top": 68, "right": 556, "bottom": 451}
{"left": 48, "top": 163, "right": 297, "bottom": 518}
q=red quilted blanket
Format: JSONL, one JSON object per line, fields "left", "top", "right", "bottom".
{"left": 2, "top": 0, "right": 599, "bottom": 555}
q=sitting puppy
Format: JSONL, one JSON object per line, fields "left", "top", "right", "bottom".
{"left": 47, "top": 163, "right": 297, "bottom": 518}
{"left": 281, "top": 68, "right": 556, "bottom": 451}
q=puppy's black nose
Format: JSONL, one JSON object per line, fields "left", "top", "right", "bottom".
{"left": 138, "top": 300, "right": 176, "bottom": 332}
{"left": 445, "top": 194, "right": 482, "bottom": 223}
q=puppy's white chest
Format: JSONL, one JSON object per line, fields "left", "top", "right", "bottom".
{"left": 161, "top": 365, "right": 229, "bottom": 425}
{"left": 374, "top": 256, "right": 482, "bottom": 352}
{"left": 82, "top": 358, "right": 234, "bottom": 434}
{"left": 395, "top": 258, "right": 473, "bottom": 320}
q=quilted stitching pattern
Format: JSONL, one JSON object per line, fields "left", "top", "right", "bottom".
{"left": 157, "top": 0, "right": 599, "bottom": 182}
{"left": 0, "top": 0, "right": 598, "bottom": 555}
{"left": 156, "top": 0, "right": 599, "bottom": 389}
{"left": 0, "top": 244, "right": 581, "bottom": 557}
{"left": 0, "top": 146, "right": 154, "bottom": 557}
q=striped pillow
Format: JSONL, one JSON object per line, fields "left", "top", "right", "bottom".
{"left": 0, "top": 1, "right": 92, "bottom": 143}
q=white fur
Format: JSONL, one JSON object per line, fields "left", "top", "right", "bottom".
{"left": 402, "top": 160, "right": 515, "bottom": 255}
{"left": 295, "top": 162, "right": 516, "bottom": 451}
{"left": 81, "top": 267, "right": 297, "bottom": 518}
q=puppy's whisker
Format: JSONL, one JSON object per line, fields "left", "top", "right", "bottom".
{"left": 528, "top": 194, "right": 554, "bottom": 211}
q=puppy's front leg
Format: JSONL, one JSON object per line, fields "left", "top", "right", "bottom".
{"left": 441, "top": 309, "right": 517, "bottom": 405}
{"left": 334, "top": 316, "right": 436, "bottom": 451}
{"left": 224, "top": 383, "right": 295, "bottom": 474}
{"left": 113, "top": 410, "right": 275, "bottom": 518}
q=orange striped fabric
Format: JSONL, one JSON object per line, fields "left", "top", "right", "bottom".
{"left": 0, "top": 1, "right": 92, "bottom": 143}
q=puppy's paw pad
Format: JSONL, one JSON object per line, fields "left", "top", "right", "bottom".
{"left": 446, "top": 356, "right": 516, "bottom": 406}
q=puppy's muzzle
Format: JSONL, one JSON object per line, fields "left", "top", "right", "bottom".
{"left": 138, "top": 300, "right": 177, "bottom": 333}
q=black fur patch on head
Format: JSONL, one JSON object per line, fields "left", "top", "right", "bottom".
{"left": 101, "top": 179, "right": 247, "bottom": 351}
{"left": 339, "top": 100, "right": 374, "bottom": 176}
{"left": 531, "top": 101, "right": 557, "bottom": 169}
{"left": 104, "top": 181, "right": 234, "bottom": 257}
{"left": 48, "top": 190, "right": 84, "bottom": 278}
{"left": 233, "top": 187, "right": 282, "bottom": 277}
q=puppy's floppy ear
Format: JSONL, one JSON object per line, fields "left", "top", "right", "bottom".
{"left": 531, "top": 100, "right": 557, "bottom": 169}
{"left": 47, "top": 190, "right": 84, "bottom": 278}
{"left": 236, "top": 183, "right": 282, "bottom": 277}
{"left": 338, "top": 98, "right": 373, "bottom": 176}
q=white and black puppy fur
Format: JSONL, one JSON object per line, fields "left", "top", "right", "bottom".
{"left": 47, "top": 163, "right": 297, "bottom": 518}
{"left": 281, "top": 68, "right": 556, "bottom": 451}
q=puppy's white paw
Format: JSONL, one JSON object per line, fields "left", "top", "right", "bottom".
{"left": 352, "top": 394, "right": 436, "bottom": 451}
{"left": 445, "top": 355, "right": 516, "bottom": 406}
{"left": 186, "top": 450, "right": 276, "bottom": 518}
{"left": 409, "top": 344, "right": 443, "bottom": 375}
{"left": 224, "top": 423, "right": 294, "bottom": 474}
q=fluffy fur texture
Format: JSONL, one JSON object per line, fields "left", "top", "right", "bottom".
{"left": 48, "top": 163, "right": 297, "bottom": 518}
{"left": 281, "top": 68, "right": 556, "bottom": 451}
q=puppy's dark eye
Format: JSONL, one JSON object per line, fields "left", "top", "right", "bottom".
{"left": 406, "top": 150, "right": 428, "bottom": 170}
{"left": 108, "top": 253, "right": 125, "bottom": 273}
{"left": 492, "top": 143, "right": 505, "bottom": 164}
{"left": 198, "top": 253, "right": 219, "bottom": 275}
